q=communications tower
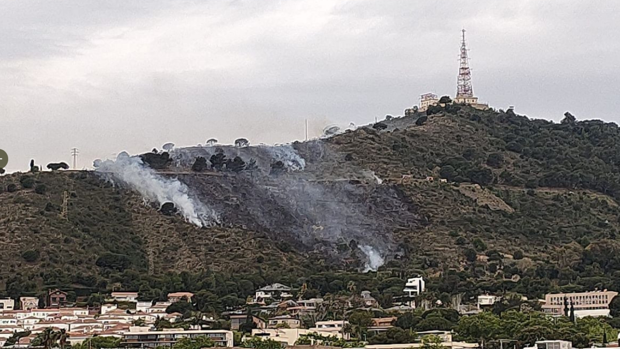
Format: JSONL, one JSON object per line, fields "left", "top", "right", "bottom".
{"left": 456, "top": 29, "right": 473, "bottom": 98}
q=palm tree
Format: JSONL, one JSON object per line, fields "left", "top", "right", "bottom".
{"left": 57, "top": 329, "right": 68, "bottom": 349}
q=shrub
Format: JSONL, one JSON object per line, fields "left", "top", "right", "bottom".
{"left": 20, "top": 176, "right": 35, "bottom": 189}
{"left": 22, "top": 250, "right": 40, "bottom": 262}
{"left": 464, "top": 248, "right": 477, "bottom": 262}
{"left": 7, "top": 184, "right": 18, "bottom": 192}
{"left": 95, "top": 253, "right": 131, "bottom": 271}
{"left": 472, "top": 238, "right": 487, "bottom": 251}
{"left": 486, "top": 153, "right": 504, "bottom": 168}
{"left": 34, "top": 184, "right": 46, "bottom": 195}
{"left": 513, "top": 250, "right": 524, "bottom": 260}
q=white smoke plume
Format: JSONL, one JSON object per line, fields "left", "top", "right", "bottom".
{"left": 360, "top": 245, "right": 385, "bottom": 272}
{"left": 95, "top": 154, "right": 219, "bottom": 227}
{"left": 263, "top": 144, "right": 306, "bottom": 171}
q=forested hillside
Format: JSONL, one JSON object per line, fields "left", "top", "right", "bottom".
{"left": 3, "top": 103, "right": 620, "bottom": 312}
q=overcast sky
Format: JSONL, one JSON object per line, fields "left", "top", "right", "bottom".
{"left": 1, "top": 0, "right": 619, "bottom": 172}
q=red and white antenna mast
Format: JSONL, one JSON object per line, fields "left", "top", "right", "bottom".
{"left": 457, "top": 29, "right": 474, "bottom": 98}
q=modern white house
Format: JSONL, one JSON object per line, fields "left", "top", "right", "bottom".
{"left": 403, "top": 276, "right": 425, "bottom": 297}
{"left": 111, "top": 292, "right": 139, "bottom": 303}
{"left": 253, "top": 284, "right": 293, "bottom": 303}
{"left": 0, "top": 298, "right": 14, "bottom": 312}
{"left": 477, "top": 295, "right": 498, "bottom": 309}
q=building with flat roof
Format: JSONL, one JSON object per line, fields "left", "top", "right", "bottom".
{"left": 0, "top": 298, "right": 14, "bottom": 312}
{"left": 121, "top": 329, "right": 233, "bottom": 348}
{"left": 541, "top": 290, "right": 618, "bottom": 318}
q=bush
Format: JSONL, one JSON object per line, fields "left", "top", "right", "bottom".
{"left": 472, "top": 238, "right": 487, "bottom": 251}
{"left": 22, "top": 250, "right": 40, "bottom": 262}
{"left": 7, "top": 184, "right": 18, "bottom": 192}
{"left": 464, "top": 248, "right": 477, "bottom": 262}
{"left": 34, "top": 184, "right": 46, "bottom": 195}
{"left": 95, "top": 253, "right": 131, "bottom": 271}
{"left": 20, "top": 176, "right": 35, "bottom": 189}
{"left": 486, "top": 153, "right": 504, "bottom": 168}
{"left": 513, "top": 250, "right": 524, "bottom": 260}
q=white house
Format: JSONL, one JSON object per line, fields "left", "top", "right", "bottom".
{"left": 309, "top": 320, "right": 350, "bottom": 339}
{"left": 101, "top": 304, "right": 118, "bottom": 315}
{"left": 136, "top": 301, "right": 152, "bottom": 313}
{"left": 111, "top": 292, "right": 139, "bottom": 303}
{"left": 477, "top": 295, "right": 498, "bottom": 309}
{"left": 0, "top": 316, "right": 17, "bottom": 326}
{"left": 0, "top": 299, "right": 14, "bottom": 312}
{"left": 253, "top": 284, "right": 293, "bottom": 303}
{"left": 19, "top": 297, "right": 39, "bottom": 311}
{"left": 403, "top": 276, "right": 425, "bottom": 297}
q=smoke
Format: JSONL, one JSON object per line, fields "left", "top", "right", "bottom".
{"left": 95, "top": 154, "right": 218, "bottom": 227}
{"left": 262, "top": 144, "right": 306, "bottom": 171}
{"left": 360, "top": 245, "right": 385, "bottom": 272}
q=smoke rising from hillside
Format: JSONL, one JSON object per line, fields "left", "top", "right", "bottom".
{"left": 360, "top": 245, "right": 385, "bottom": 272}
{"left": 95, "top": 155, "right": 219, "bottom": 227}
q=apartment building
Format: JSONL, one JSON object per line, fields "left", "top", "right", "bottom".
{"left": 542, "top": 290, "right": 618, "bottom": 318}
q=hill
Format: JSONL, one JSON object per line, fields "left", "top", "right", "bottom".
{"left": 3, "top": 104, "right": 620, "bottom": 308}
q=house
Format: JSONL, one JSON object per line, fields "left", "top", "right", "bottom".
{"left": 267, "top": 315, "right": 300, "bottom": 329}
{"left": 167, "top": 292, "right": 194, "bottom": 303}
{"left": 136, "top": 301, "right": 153, "bottom": 313}
{"left": 403, "top": 276, "right": 425, "bottom": 297}
{"left": 524, "top": 340, "right": 572, "bottom": 349}
{"left": 361, "top": 291, "right": 378, "bottom": 308}
{"left": 541, "top": 290, "right": 618, "bottom": 318}
{"left": 253, "top": 284, "right": 293, "bottom": 303}
{"left": 309, "top": 320, "right": 350, "bottom": 340}
{"left": 46, "top": 289, "right": 68, "bottom": 308}
{"left": 477, "top": 295, "right": 498, "bottom": 309}
{"left": 121, "top": 328, "right": 233, "bottom": 348}
{"left": 418, "top": 93, "right": 439, "bottom": 112}
{"left": 20, "top": 297, "right": 39, "bottom": 310}
{"left": 101, "top": 304, "right": 118, "bottom": 315}
{"left": 111, "top": 292, "right": 139, "bottom": 303}
{"left": 0, "top": 316, "right": 18, "bottom": 326}
{"left": 0, "top": 298, "right": 14, "bottom": 312}
{"left": 251, "top": 328, "right": 348, "bottom": 346}
{"left": 229, "top": 314, "right": 266, "bottom": 331}
{"left": 368, "top": 317, "right": 396, "bottom": 335}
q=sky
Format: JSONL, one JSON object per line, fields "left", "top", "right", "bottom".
{"left": 1, "top": 0, "right": 619, "bottom": 172}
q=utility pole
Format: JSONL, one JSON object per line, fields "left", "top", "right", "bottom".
{"left": 305, "top": 119, "right": 309, "bottom": 141}
{"left": 71, "top": 148, "right": 79, "bottom": 169}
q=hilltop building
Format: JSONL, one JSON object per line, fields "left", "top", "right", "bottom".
{"left": 410, "top": 30, "right": 488, "bottom": 114}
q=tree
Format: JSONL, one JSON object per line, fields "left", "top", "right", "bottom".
{"left": 422, "top": 334, "right": 447, "bottom": 349}
{"left": 472, "top": 238, "right": 487, "bottom": 251}
{"left": 439, "top": 96, "right": 452, "bottom": 104}
{"left": 57, "top": 329, "right": 68, "bottom": 349}
{"left": 235, "top": 138, "right": 250, "bottom": 147}
{"left": 192, "top": 157, "right": 208, "bottom": 172}
{"left": 456, "top": 312, "right": 501, "bottom": 344}
{"left": 513, "top": 250, "right": 524, "bottom": 260}
{"left": 241, "top": 337, "right": 282, "bottom": 349}
{"left": 464, "top": 248, "right": 477, "bottom": 262}
{"left": 227, "top": 156, "right": 246, "bottom": 173}
{"left": 486, "top": 153, "right": 504, "bottom": 168}
{"left": 20, "top": 176, "right": 35, "bottom": 188}
{"left": 270, "top": 161, "right": 286, "bottom": 176}
{"left": 373, "top": 122, "right": 388, "bottom": 130}
{"left": 173, "top": 336, "right": 215, "bottom": 349}
{"left": 22, "top": 250, "right": 40, "bottom": 262}
{"left": 32, "top": 328, "right": 59, "bottom": 349}
{"left": 74, "top": 337, "right": 121, "bottom": 349}
{"left": 166, "top": 300, "right": 195, "bottom": 314}
{"left": 415, "top": 317, "right": 454, "bottom": 331}
{"left": 206, "top": 138, "right": 218, "bottom": 146}
{"left": 162, "top": 143, "right": 175, "bottom": 152}
{"left": 416, "top": 115, "right": 429, "bottom": 125}
{"left": 160, "top": 202, "right": 177, "bottom": 216}
{"left": 562, "top": 112, "right": 576, "bottom": 124}
{"left": 439, "top": 165, "right": 456, "bottom": 181}
{"left": 47, "top": 162, "right": 69, "bottom": 171}
{"left": 7, "top": 183, "right": 17, "bottom": 192}
{"left": 210, "top": 153, "right": 227, "bottom": 171}
{"left": 95, "top": 253, "right": 131, "bottom": 271}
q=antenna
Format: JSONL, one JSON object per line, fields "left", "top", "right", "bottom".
{"left": 71, "top": 148, "right": 79, "bottom": 169}
{"left": 457, "top": 28, "right": 474, "bottom": 98}
{"left": 305, "top": 119, "right": 308, "bottom": 141}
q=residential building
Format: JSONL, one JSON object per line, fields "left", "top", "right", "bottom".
{"left": 121, "top": 328, "right": 233, "bottom": 347}
{"left": 524, "top": 340, "right": 572, "bottom": 349}
{"left": 167, "top": 292, "right": 194, "bottom": 303}
{"left": 368, "top": 317, "right": 396, "bottom": 335}
{"left": 253, "top": 284, "right": 293, "bottom": 303}
{"left": 541, "top": 290, "right": 618, "bottom": 318}
{"left": 0, "top": 298, "right": 14, "bottom": 312}
{"left": 0, "top": 316, "right": 17, "bottom": 326}
{"left": 309, "top": 320, "right": 350, "bottom": 340}
{"left": 477, "top": 295, "right": 498, "bottom": 309}
{"left": 418, "top": 93, "right": 439, "bottom": 112}
{"left": 267, "top": 315, "right": 300, "bottom": 329}
{"left": 251, "top": 328, "right": 347, "bottom": 346}
{"left": 403, "top": 276, "right": 425, "bottom": 297}
{"left": 46, "top": 289, "right": 68, "bottom": 308}
{"left": 229, "top": 314, "right": 265, "bottom": 331}
{"left": 111, "top": 292, "right": 139, "bottom": 302}
{"left": 361, "top": 291, "right": 378, "bottom": 308}
{"left": 20, "top": 297, "right": 39, "bottom": 310}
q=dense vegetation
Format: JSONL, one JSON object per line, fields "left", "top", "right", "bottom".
{"left": 3, "top": 104, "right": 620, "bottom": 328}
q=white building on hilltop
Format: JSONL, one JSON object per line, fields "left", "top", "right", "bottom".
{"left": 0, "top": 298, "right": 14, "bottom": 312}
{"left": 403, "top": 277, "right": 425, "bottom": 298}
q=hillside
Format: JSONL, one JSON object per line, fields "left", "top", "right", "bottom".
{"left": 3, "top": 104, "right": 620, "bottom": 307}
